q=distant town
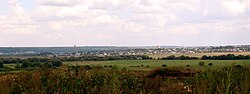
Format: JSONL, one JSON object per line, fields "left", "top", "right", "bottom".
{"left": 0, "top": 45, "right": 249, "bottom": 57}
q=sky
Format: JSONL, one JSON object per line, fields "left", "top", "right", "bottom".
{"left": 0, "top": 0, "right": 250, "bottom": 47}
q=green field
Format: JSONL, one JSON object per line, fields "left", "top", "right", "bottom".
{"left": 64, "top": 60, "right": 250, "bottom": 70}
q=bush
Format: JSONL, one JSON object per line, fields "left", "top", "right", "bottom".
{"left": 51, "top": 60, "right": 63, "bottom": 67}
{"left": 208, "top": 63, "right": 213, "bottom": 66}
{"left": 0, "top": 60, "right": 3, "bottom": 68}
{"left": 21, "top": 60, "right": 30, "bottom": 68}
{"left": 198, "top": 62, "right": 205, "bottom": 66}
{"left": 162, "top": 64, "right": 167, "bottom": 67}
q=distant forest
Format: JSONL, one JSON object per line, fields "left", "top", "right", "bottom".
{"left": 161, "top": 54, "right": 250, "bottom": 60}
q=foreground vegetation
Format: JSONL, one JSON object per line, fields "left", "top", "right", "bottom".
{"left": 1, "top": 64, "right": 250, "bottom": 94}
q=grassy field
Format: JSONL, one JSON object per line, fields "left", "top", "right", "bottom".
{"left": 148, "top": 51, "right": 250, "bottom": 59}
{"left": 64, "top": 60, "right": 250, "bottom": 70}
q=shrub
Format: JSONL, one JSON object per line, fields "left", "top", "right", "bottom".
{"left": 198, "top": 62, "right": 205, "bottom": 66}
{"left": 208, "top": 63, "right": 213, "bottom": 66}
{"left": 51, "top": 60, "right": 63, "bottom": 67}
{"left": 0, "top": 60, "right": 3, "bottom": 68}
{"left": 21, "top": 60, "right": 30, "bottom": 68}
{"left": 162, "top": 64, "right": 167, "bottom": 67}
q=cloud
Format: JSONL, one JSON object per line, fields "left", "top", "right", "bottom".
{"left": 223, "top": 0, "right": 246, "bottom": 14}
{"left": 0, "top": 0, "right": 39, "bottom": 35}
{"left": 36, "top": 0, "right": 78, "bottom": 6}
{"left": 0, "top": 0, "right": 250, "bottom": 46}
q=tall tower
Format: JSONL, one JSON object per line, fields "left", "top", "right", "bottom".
{"left": 74, "top": 44, "right": 77, "bottom": 53}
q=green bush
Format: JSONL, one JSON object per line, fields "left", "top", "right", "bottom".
{"left": 50, "top": 60, "right": 62, "bottom": 67}
{"left": 198, "top": 62, "right": 205, "bottom": 66}
{"left": 162, "top": 64, "right": 167, "bottom": 67}
{"left": 21, "top": 60, "right": 30, "bottom": 68}
{"left": 208, "top": 63, "right": 213, "bottom": 66}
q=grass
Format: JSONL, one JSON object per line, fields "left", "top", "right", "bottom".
{"left": 4, "top": 64, "right": 16, "bottom": 69}
{"left": 1, "top": 65, "right": 250, "bottom": 94}
{"left": 64, "top": 60, "right": 250, "bottom": 70}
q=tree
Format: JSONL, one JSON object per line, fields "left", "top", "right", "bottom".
{"left": 201, "top": 55, "right": 208, "bottom": 60}
{"left": 179, "top": 55, "right": 188, "bottom": 60}
{"left": 162, "top": 55, "right": 176, "bottom": 60}
{"left": 198, "top": 62, "right": 205, "bottom": 66}
{"left": 0, "top": 60, "right": 4, "bottom": 68}
{"left": 21, "top": 60, "right": 30, "bottom": 68}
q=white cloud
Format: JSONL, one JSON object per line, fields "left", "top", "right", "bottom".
{"left": 223, "top": 0, "right": 246, "bottom": 14}
{"left": 0, "top": 0, "right": 38, "bottom": 35}
{"left": 0, "top": 0, "right": 250, "bottom": 46}
{"left": 168, "top": 24, "right": 199, "bottom": 36}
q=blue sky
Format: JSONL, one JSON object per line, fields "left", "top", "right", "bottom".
{"left": 0, "top": 0, "right": 250, "bottom": 47}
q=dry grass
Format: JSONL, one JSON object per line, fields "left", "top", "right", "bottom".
{"left": 1, "top": 65, "right": 250, "bottom": 94}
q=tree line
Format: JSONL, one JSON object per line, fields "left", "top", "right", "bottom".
{"left": 160, "top": 54, "right": 250, "bottom": 60}
{"left": 0, "top": 55, "right": 152, "bottom": 68}
{"left": 201, "top": 54, "right": 250, "bottom": 60}
{"left": 161, "top": 55, "right": 199, "bottom": 60}
{"left": 62, "top": 55, "right": 152, "bottom": 61}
